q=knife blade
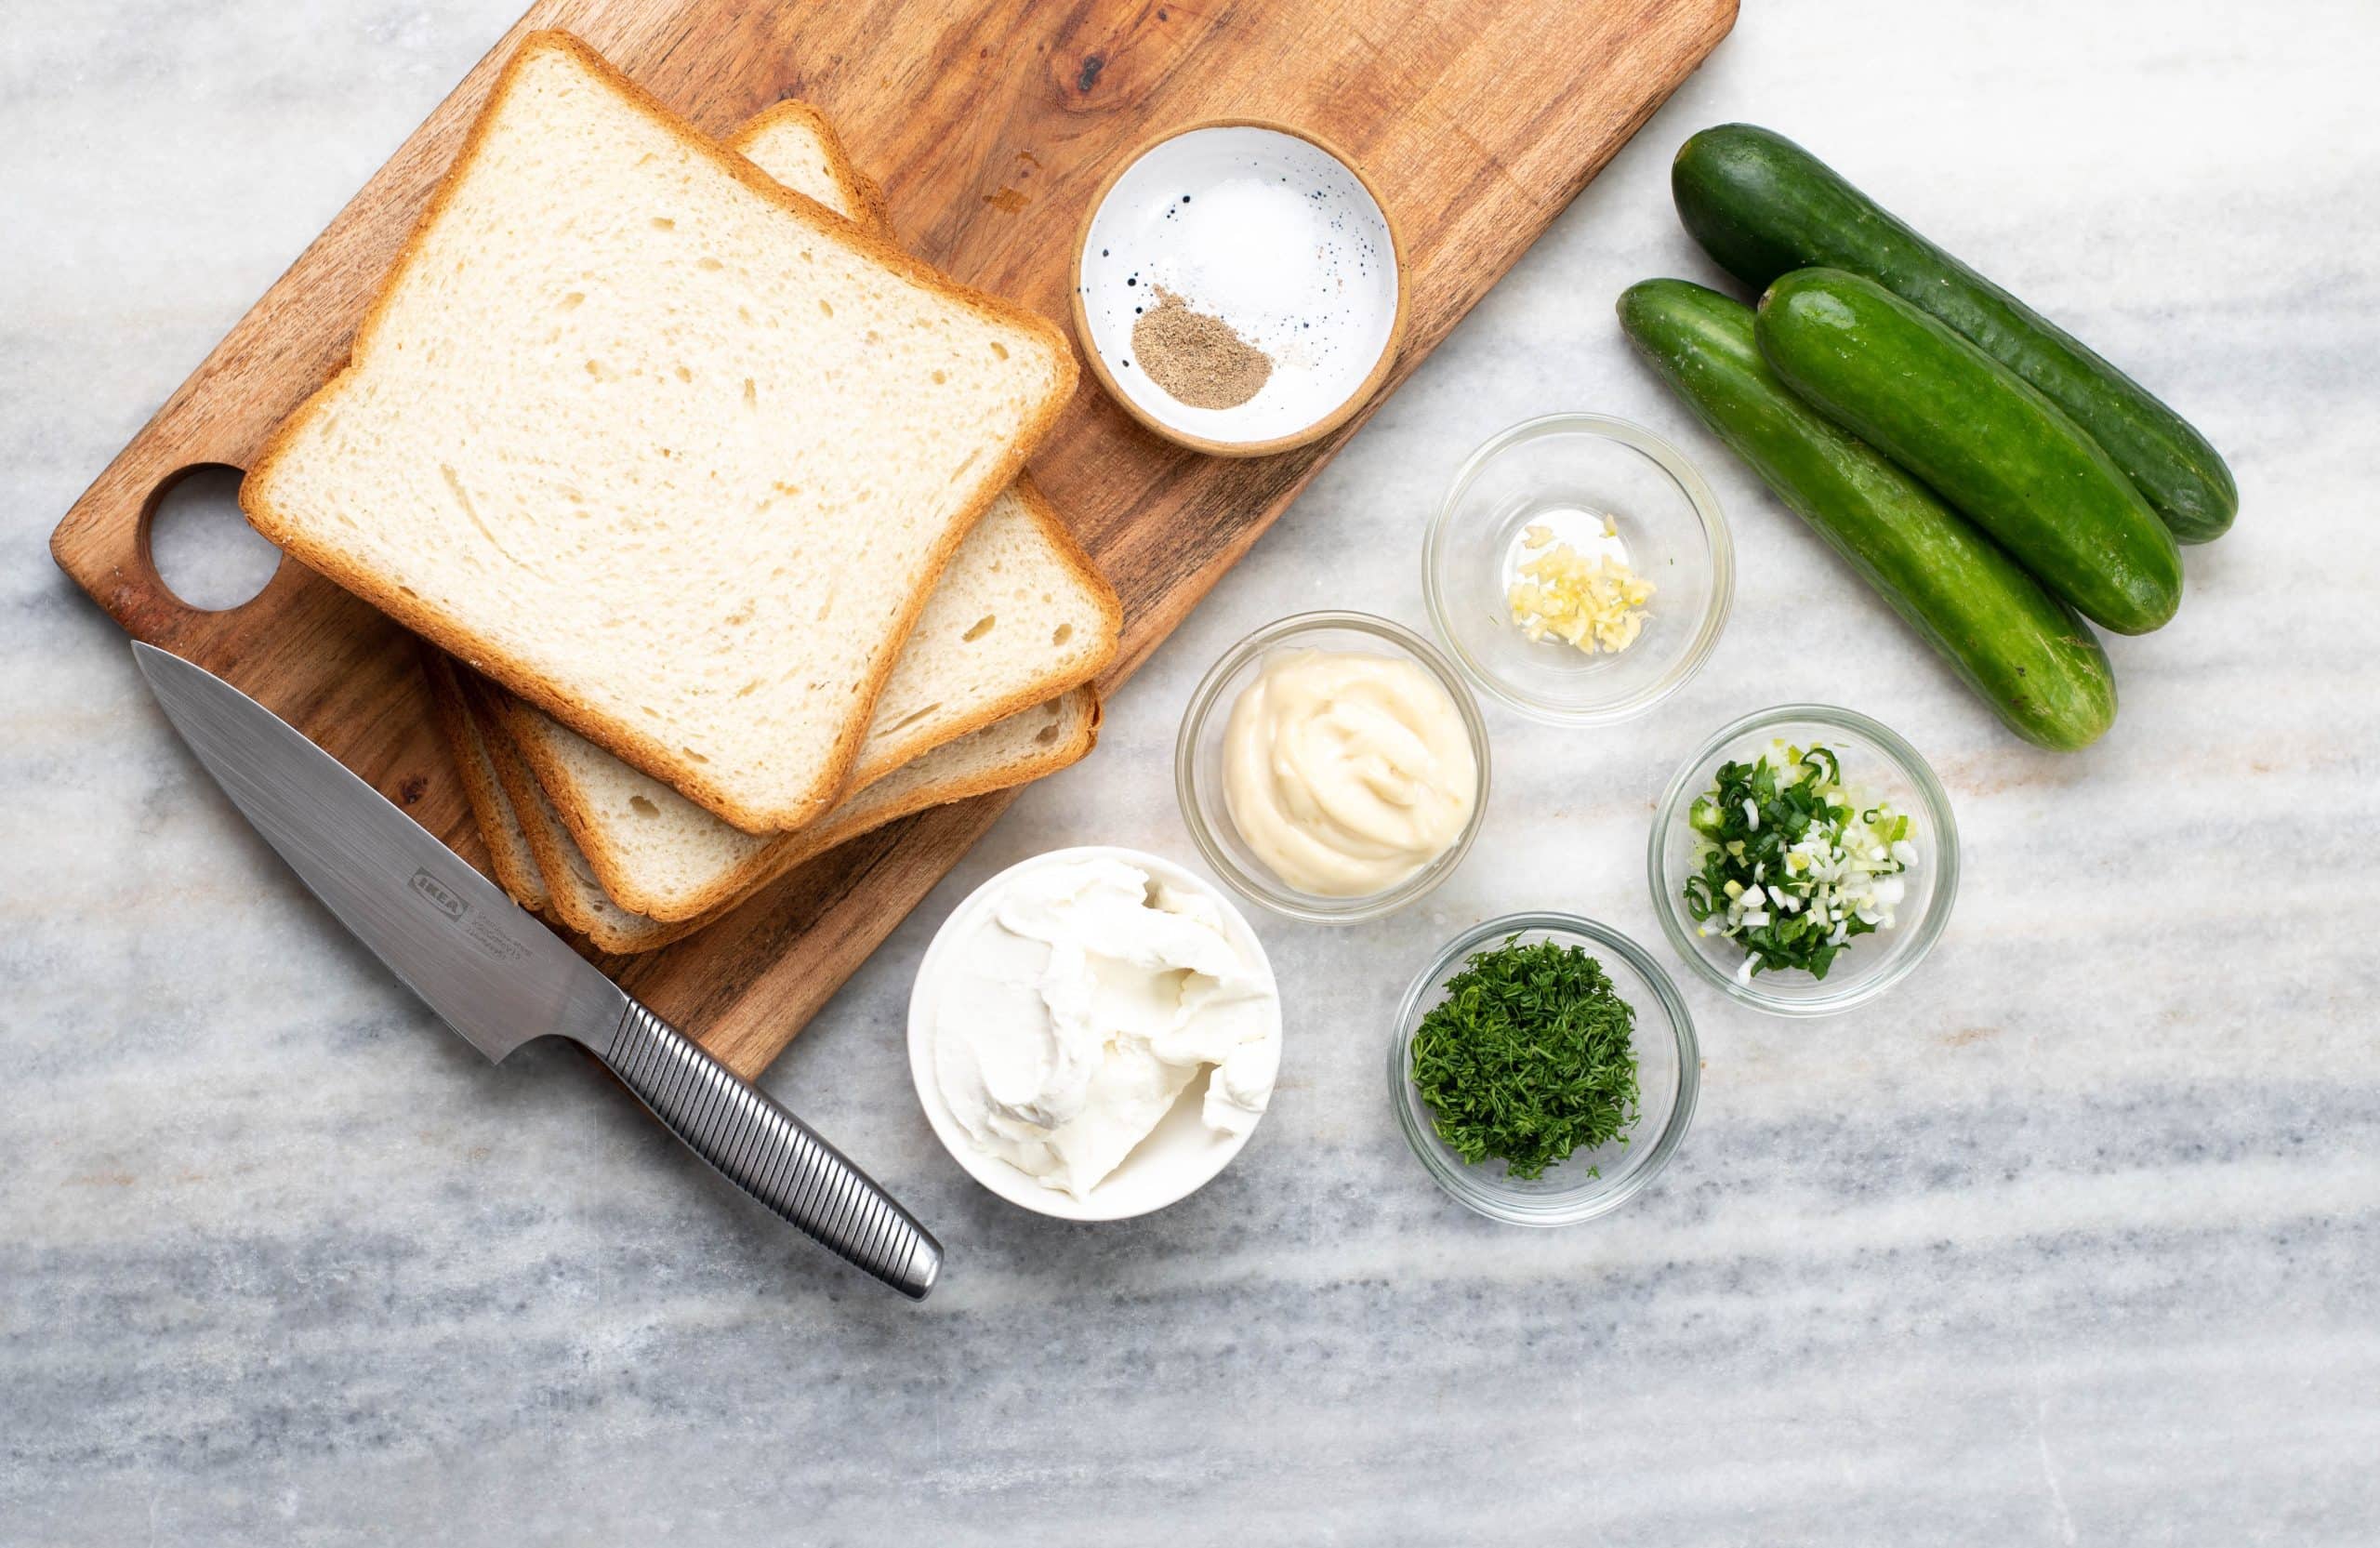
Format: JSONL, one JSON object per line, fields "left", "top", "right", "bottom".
{"left": 131, "top": 643, "right": 942, "bottom": 1299}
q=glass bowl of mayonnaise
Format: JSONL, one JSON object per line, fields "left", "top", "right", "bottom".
{"left": 1175, "top": 611, "right": 1491, "bottom": 923}
{"left": 1425, "top": 413, "right": 1733, "bottom": 724}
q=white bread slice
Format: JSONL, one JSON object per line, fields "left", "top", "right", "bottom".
{"left": 242, "top": 32, "right": 1078, "bottom": 834}
{"left": 731, "top": 99, "right": 891, "bottom": 236}
{"left": 496, "top": 102, "right": 1119, "bottom": 920}
{"left": 475, "top": 671, "right": 1099, "bottom": 951}
{"left": 420, "top": 649, "right": 549, "bottom": 914}
{"left": 469, "top": 676, "right": 688, "bottom": 953}
{"left": 844, "top": 472, "right": 1117, "bottom": 788}
{"left": 496, "top": 681, "right": 1101, "bottom": 927}
{"left": 721, "top": 108, "right": 1114, "bottom": 787}
{"left": 786, "top": 689, "right": 1101, "bottom": 876}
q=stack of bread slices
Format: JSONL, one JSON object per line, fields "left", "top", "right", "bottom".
{"left": 243, "top": 33, "right": 1118, "bottom": 951}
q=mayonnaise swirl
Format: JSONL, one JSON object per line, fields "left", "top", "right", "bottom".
{"left": 1220, "top": 648, "right": 1478, "bottom": 896}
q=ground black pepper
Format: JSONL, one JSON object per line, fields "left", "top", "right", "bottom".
{"left": 1130, "top": 287, "right": 1273, "bottom": 411}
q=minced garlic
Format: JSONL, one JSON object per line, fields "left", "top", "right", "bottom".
{"left": 1506, "top": 523, "right": 1655, "bottom": 655}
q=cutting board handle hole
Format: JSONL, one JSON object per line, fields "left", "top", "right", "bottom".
{"left": 144, "top": 464, "right": 283, "bottom": 612}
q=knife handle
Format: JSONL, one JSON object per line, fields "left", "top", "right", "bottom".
{"left": 598, "top": 999, "right": 943, "bottom": 1300}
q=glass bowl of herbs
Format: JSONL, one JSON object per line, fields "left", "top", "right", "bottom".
{"left": 1649, "top": 704, "right": 1960, "bottom": 1016}
{"left": 1390, "top": 913, "right": 1699, "bottom": 1225}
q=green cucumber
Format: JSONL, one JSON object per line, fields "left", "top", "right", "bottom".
{"left": 1616, "top": 279, "right": 2116, "bottom": 751}
{"left": 1673, "top": 124, "right": 2236, "bottom": 543}
{"left": 1756, "top": 268, "right": 2182, "bottom": 635}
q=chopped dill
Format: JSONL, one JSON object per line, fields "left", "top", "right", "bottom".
{"left": 1409, "top": 935, "right": 1640, "bottom": 1180}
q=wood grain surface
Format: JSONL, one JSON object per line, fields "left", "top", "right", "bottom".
{"left": 48, "top": 0, "right": 1735, "bottom": 1078}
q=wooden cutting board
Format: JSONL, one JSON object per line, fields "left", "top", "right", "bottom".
{"left": 50, "top": 0, "right": 1734, "bottom": 1078}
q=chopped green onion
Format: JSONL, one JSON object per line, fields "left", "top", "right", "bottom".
{"left": 1681, "top": 739, "right": 1915, "bottom": 980}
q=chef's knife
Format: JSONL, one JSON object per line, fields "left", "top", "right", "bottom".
{"left": 131, "top": 642, "right": 942, "bottom": 1300}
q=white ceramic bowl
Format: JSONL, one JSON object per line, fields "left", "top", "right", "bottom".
{"left": 1072, "top": 120, "right": 1406, "bottom": 456}
{"left": 906, "top": 845, "right": 1281, "bottom": 1221}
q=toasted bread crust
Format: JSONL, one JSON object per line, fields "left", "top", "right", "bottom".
{"left": 732, "top": 99, "right": 893, "bottom": 238}
{"left": 764, "top": 687, "right": 1101, "bottom": 875}
{"left": 489, "top": 684, "right": 743, "bottom": 923}
{"left": 242, "top": 31, "right": 1078, "bottom": 835}
{"left": 501, "top": 678, "right": 1101, "bottom": 922}
{"left": 841, "top": 470, "right": 1122, "bottom": 791}
{"left": 419, "top": 646, "right": 550, "bottom": 914}
{"left": 701, "top": 687, "right": 1103, "bottom": 919}
{"left": 463, "top": 672, "right": 695, "bottom": 953}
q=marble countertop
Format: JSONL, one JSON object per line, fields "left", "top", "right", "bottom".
{"left": 7, "top": 2, "right": 2375, "bottom": 1541}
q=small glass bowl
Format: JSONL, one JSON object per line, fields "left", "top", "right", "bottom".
{"left": 1424, "top": 413, "right": 1733, "bottom": 724}
{"left": 1175, "top": 611, "right": 1490, "bottom": 924}
{"left": 1648, "top": 704, "right": 1960, "bottom": 1016}
{"left": 1390, "top": 913, "right": 1699, "bottom": 1226}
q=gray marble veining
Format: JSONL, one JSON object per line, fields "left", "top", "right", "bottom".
{"left": 5, "top": 2, "right": 2376, "bottom": 1541}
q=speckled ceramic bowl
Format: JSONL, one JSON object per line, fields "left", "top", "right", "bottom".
{"left": 1072, "top": 120, "right": 1407, "bottom": 455}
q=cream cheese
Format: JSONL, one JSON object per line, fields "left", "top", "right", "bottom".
{"left": 1220, "top": 647, "right": 1478, "bottom": 896}
{"left": 931, "top": 856, "right": 1279, "bottom": 1199}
